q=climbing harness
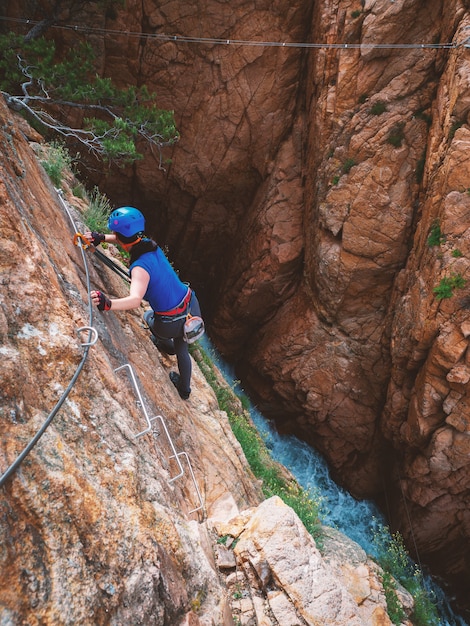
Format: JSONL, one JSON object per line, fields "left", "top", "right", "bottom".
{"left": 155, "top": 286, "right": 192, "bottom": 319}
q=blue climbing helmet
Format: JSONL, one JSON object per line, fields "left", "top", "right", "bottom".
{"left": 108, "top": 206, "right": 145, "bottom": 238}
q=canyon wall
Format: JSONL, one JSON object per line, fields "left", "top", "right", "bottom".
{"left": 0, "top": 98, "right": 414, "bottom": 625}
{"left": 2, "top": 0, "right": 470, "bottom": 614}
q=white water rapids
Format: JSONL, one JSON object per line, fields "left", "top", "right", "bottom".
{"left": 203, "top": 339, "right": 469, "bottom": 626}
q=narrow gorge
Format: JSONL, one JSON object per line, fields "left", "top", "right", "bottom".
{"left": 1, "top": 0, "right": 470, "bottom": 622}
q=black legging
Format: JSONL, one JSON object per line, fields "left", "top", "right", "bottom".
{"left": 150, "top": 291, "right": 201, "bottom": 395}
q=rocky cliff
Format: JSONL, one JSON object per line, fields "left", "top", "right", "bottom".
{"left": 1, "top": 0, "right": 470, "bottom": 616}
{"left": 0, "top": 99, "right": 421, "bottom": 625}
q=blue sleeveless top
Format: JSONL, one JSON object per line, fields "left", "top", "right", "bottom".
{"left": 130, "top": 247, "right": 188, "bottom": 312}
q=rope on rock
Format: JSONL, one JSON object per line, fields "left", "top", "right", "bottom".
{"left": 73, "top": 232, "right": 131, "bottom": 283}
{"left": 0, "top": 191, "right": 97, "bottom": 487}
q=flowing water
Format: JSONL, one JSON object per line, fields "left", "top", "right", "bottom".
{"left": 202, "top": 339, "right": 469, "bottom": 626}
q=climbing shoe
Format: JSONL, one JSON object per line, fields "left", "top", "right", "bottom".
{"left": 169, "top": 371, "right": 190, "bottom": 400}
{"left": 144, "top": 310, "right": 176, "bottom": 355}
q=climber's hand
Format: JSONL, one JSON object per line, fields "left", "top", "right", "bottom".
{"left": 87, "top": 231, "right": 105, "bottom": 246}
{"left": 92, "top": 290, "right": 112, "bottom": 311}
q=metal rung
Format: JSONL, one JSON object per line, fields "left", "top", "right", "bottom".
{"left": 113, "top": 364, "right": 206, "bottom": 512}
{"left": 114, "top": 363, "right": 153, "bottom": 433}
{"left": 149, "top": 415, "right": 184, "bottom": 482}
{"left": 77, "top": 326, "right": 99, "bottom": 347}
{"left": 114, "top": 363, "right": 185, "bottom": 479}
{"left": 169, "top": 451, "right": 204, "bottom": 514}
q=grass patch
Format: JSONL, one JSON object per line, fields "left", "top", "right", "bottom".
{"left": 192, "top": 344, "right": 323, "bottom": 545}
{"left": 82, "top": 187, "right": 112, "bottom": 232}
{"left": 72, "top": 182, "right": 87, "bottom": 199}
{"left": 372, "top": 525, "right": 439, "bottom": 626}
{"left": 382, "top": 571, "right": 405, "bottom": 625}
{"left": 40, "top": 140, "right": 73, "bottom": 187}
{"left": 433, "top": 273, "right": 466, "bottom": 300}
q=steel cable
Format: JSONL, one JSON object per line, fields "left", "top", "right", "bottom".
{"left": 0, "top": 192, "right": 96, "bottom": 487}
{"left": 0, "top": 15, "right": 462, "bottom": 50}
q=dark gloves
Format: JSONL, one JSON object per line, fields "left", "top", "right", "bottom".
{"left": 90, "top": 232, "right": 105, "bottom": 246}
{"left": 94, "top": 291, "right": 112, "bottom": 311}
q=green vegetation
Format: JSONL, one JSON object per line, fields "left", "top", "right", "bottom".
{"left": 190, "top": 588, "right": 207, "bottom": 613}
{"left": 387, "top": 123, "right": 405, "bottom": 148}
{"left": 370, "top": 101, "right": 387, "bottom": 115}
{"left": 232, "top": 584, "right": 243, "bottom": 600}
{"left": 426, "top": 221, "right": 466, "bottom": 300}
{"left": 382, "top": 571, "right": 405, "bottom": 625}
{"left": 342, "top": 158, "right": 356, "bottom": 174}
{"left": 82, "top": 187, "right": 113, "bottom": 233}
{"left": 0, "top": 32, "right": 178, "bottom": 166}
{"left": 192, "top": 345, "right": 323, "bottom": 544}
{"left": 351, "top": 10, "right": 362, "bottom": 18}
{"left": 372, "top": 525, "right": 439, "bottom": 626}
{"left": 39, "top": 140, "right": 72, "bottom": 187}
{"left": 427, "top": 220, "right": 445, "bottom": 247}
{"left": 72, "top": 182, "right": 87, "bottom": 199}
{"left": 433, "top": 273, "right": 466, "bottom": 300}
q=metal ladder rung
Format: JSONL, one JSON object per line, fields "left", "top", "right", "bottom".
{"left": 148, "top": 414, "right": 184, "bottom": 482}
{"left": 114, "top": 364, "right": 204, "bottom": 514}
{"left": 169, "top": 451, "right": 204, "bottom": 514}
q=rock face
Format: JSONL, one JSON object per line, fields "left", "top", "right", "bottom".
{"left": 2, "top": 0, "right": 470, "bottom": 614}
{"left": 0, "top": 100, "right": 411, "bottom": 624}
{"left": 215, "top": 496, "right": 413, "bottom": 626}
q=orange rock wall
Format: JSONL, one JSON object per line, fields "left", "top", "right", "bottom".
{"left": 2, "top": 0, "right": 469, "bottom": 612}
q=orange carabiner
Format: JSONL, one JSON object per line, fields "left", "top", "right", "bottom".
{"left": 73, "top": 232, "right": 93, "bottom": 249}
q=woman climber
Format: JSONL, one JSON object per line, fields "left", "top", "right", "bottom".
{"left": 86, "top": 206, "right": 203, "bottom": 400}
